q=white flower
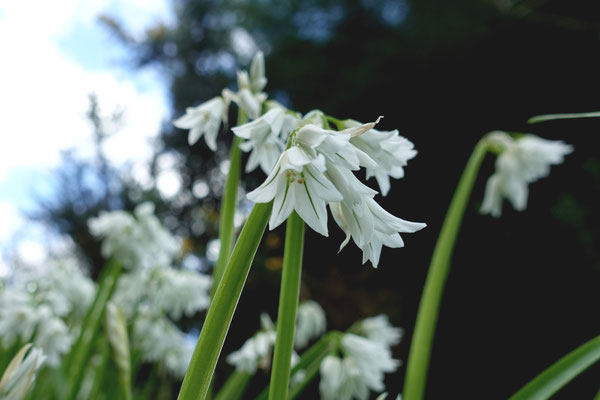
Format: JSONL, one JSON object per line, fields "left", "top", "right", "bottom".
{"left": 341, "top": 334, "right": 400, "bottom": 393}
{"left": 232, "top": 106, "right": 295, "bottom": 174}
{"left": 330, "top": 196, "right": 426, "bottom": 267}
{"left": 132, "top": 313, "right": 194, "bottom": 378}
{"left": 89, "top": 202, "right": 181, "bottom": 270}
{"left": 319, "top": 355, "right": 370, "bottom": 400}
{"left": 481, "top": 132, "right": 573, "bottom": 217}
{"left": 114, "top": 266, "right": 212, "bottom": 320}
{"left": 227, "top": 313, "right": 277, "bottom": 373}
{"left": 247, "top": 144, "right": 343, "bottom": 235}
{"left": 295, "top": 300, "right": 327, "bottom": 348}
{"left": 173, "top": 96, "right": 225, "bottom": 150}
{"left": 345, "top": 120, "right": 418, "bottom": 196}
{"left": 0, "top": 344, "right": 45, "bottom": 400}
{"left": 357, "top": 315, "right": 403, "bottom": 348}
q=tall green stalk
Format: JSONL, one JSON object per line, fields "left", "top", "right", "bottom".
{"left": 403, "top": 140, "right": 489, "bottom": 400}
{"left": 178, "top": 201, "right": 273, "bottom": 400}
{"left": 211, "top": 110, "right": 247, "bottom": 298}
{"left": 268, "top": 211, "right": 305, "bottom": 400}
{"left": 66, "top": 260, "right": 122, "bottom": 400}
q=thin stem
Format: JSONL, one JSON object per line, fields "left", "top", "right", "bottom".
{"left": 269, "top": 211, "right": 305, "bottom": 400}
{"left": 211, "top": 109, "right": 247, "bottom": 298}
{"left": 66, "top": 260, "right": 122, "bottom": 400}
{"left": 177, "top": 201, "right": 273, "bottom": 400}
{"left": 403, "top": 140, "right": 489, "bottom": 400}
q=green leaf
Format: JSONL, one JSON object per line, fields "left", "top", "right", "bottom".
{"left": 509, "top": 334, "right": 600, "bottom": 400}
{"left": 528, "top": 111, "right": 600, "bottom": 124}
{"left": 177, "top": 201, "right": 273, "bottom": 400}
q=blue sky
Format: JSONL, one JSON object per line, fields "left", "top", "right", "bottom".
{"left": 0, "top": 0, "right": 174, "bottom": 272}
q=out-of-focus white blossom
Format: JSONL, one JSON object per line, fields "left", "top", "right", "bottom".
{"left": 114, "top": 266, "right": 212, "bottom": 320}
{"left": 357, "top": 315, "right": 402, "bottom": 348}
{"left": 227, "top": 313, "right": 277, "bottom": 373}
{"left": 0, "top": 344, "right": 45, "bottom": 400}
{"left": 319, "top": 315, "right": 402, "bottom": 400}
{"left": 0, "top": 260, "right": 94, "bottom": 366}
{"left": 481, "top": 132, "right": 573, "bottom": 217}
{"left": 132, "top": 312, "right": 195, "bottom": 378}
{"left": 295, "top": 300, "right": 327, "bottom": 348}
{"left": 89, "top": 202, "right": 181, "bottom": 270}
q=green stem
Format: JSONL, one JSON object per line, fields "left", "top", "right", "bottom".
{"left": 88, "top": 337, "right": 110, "bottom": 400}
{"left": 177, "top": 201, "right": 273, "bottom": 400}
{"left": 255, "top": 331, "right": 341, "bottom": 400}
{"left": 211, "top": 109, "right": 247, "bottom": 298}
{"left": 528, "top": 111, "right": 600, "bottom": 124}
{"left": 269, "top": 212, "right": 305, "bottom": 400}
{"left": 66, "top": 260, "right": 122, "bottom": 400}
{"left": 510, "top": 334, "right": 600, "bottom": 400}
{"left": 403, "top": 140, "right": 488, "bottom": 400}
{"left": 213, "top": 370, "right": 252, "bottom": 400}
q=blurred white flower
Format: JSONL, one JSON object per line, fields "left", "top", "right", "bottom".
{"left": 319, "top": 315, "right": 402, "bottom": 400}
{"left": 227, "top": 313, "right": 277, "bottom": 373}
{"left": 89, "top": 202, "right": 181, "bottom": 270}
{"left": 481, "top": 132, "right": 573, "bottom": 217}
{"left": 358, "top": 315, "right": 403, "bottom": 348}
{"left": 0, "top": 260, "right": 94, "bottom": 366}
{"left": 132, "top": 312, "right": 195, "bottom": 378}
{"left": 295, "top": 300, "right": 327, "bottom": 348}
{"left": 173, "top": 97, "right": 226, "bottom": 150}
{"left": 0, "top": 344, "right": 45, "bottom": 400}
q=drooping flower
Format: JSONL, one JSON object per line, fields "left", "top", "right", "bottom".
{"left": 222, "top": 51, "right": 269, "bottom": 120}
{"left": 232, "top": 105, "right": 297, "bottom": 174}
{"left": 295, "top": 300, "right": 327, "bottom": 348}
{"left": 247, "top": 144, "right": 343, "bottom": 236}
{"left": 247, "top": 117, "right": 425, "bottom": 266}
{"left": 344, "top": 119, "right": 418, "bottom": 196}
{"left": 318, "top": 315, "right": 402, "bottom": 400}
{"left": 481, "top": 132, "right": 573, "bottom": 217}
{"left": 356, "top": 315, "right": 403, "bottom": 348}
{"left": 173, "top": 97, "right": 226, "bottom": 150}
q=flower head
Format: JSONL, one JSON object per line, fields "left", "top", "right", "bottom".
{"left": 173, "top": 97, "right": 226, "bottom": 150}
{"left": 481, "top": 132, "right": 573, "bottom": 217}
{"left": 295, "top": 300, "right": 327, "bottom": 348}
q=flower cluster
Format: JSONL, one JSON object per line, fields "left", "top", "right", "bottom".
{"left": 481, "top": 132, "right": 573, "bottom": 217}
{"left": 227, "top": 301, "right": 326, "bottom": 373}
{"left": 243, "top": 113, "right": 426, "bottom": 266}
{"left": 173, "top": 52, "right": 268, "bottom": 149}
{"left": 319, "top": 315, "right": 402, "bottom": 400}
{"left": 89, "top": 204, "right": 212, "bottom": 377}
{"left": 0, "top": 260, "right": 95, "bottom": 366}
{"left": 88, "top": 202, "right": 181, "bottom": 270}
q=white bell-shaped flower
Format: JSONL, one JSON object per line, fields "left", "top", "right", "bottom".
{"left": 173, "top": 97, "right": 226, "bottom": 150}
{"left": 295, "top": 300, "right": 327, "bottom": 348}
{"left": 481, "top": 132, "right": 573, "bottom": 217}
